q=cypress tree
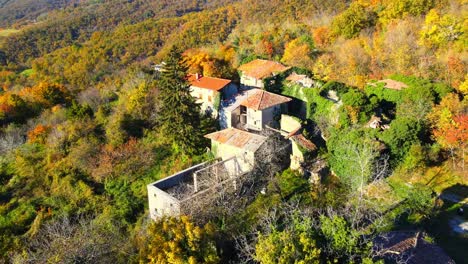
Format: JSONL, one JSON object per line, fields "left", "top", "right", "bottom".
{"left": 157, "top": 47, "right": 203, "bottom": 154}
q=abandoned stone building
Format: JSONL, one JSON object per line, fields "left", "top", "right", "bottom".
{"left": 219, "top": 88, "right": 292, "bottom": 131}
{"left": 285, "top": 72, "right": 315, "bottom": 88}
{"left": 205, "top": 127, "right": 268, "bottom": 172}
{"left": 147, "top": 129, "right": 269, "bottom": 219}
{"left": 238, "top": 59, "right": 290, "bottom": 89}
{"left": 147, "top": 157, "right": 249, "bottom": 219}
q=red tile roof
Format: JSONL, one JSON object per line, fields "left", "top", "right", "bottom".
{"left": 240, "top": 89, "right": 292, "bottom": 110}
{"left": 188, "top": 74, "right": 231, "bottom": 91}
{"left": 238, "top": 59, "right": 290, "bottom": 79}
{"left": 204, "top": 128, "right": 267, "bottom": 152}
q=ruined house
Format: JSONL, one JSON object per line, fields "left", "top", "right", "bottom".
{"left": 204, "top": 128, "right": 268, "bottom": 172}
{"left": 373, "top": 231, "right": 455, "bottom": 264}
{"left": 147, "top": 129, "right": 268, "bottom": 219}
{"left": 238, "top": 59, "right": 290, "bottom": 89}
{"left": 220, "top": 88, "right": 292, "bottom": 131}
{"left": 285, "top": 72, "right": 315, "bottom": 88}
{"left": 147, "top": 157, "right": 248, "bottom": 220}
{"left": 368, "top": 115, "right": 382, "bottom": 129}
{"left": 280, "top": 115, "right": 316, "bottom": 172}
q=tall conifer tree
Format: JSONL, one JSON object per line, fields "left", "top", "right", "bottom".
{"left": 157, "top": 47, "right": 203, "bottom": 154}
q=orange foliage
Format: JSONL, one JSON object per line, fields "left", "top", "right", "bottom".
{"left": 19, "top": 82, "right": 71, "bottom": 107}
{"left": 313, "top": 27, "right": 331, "bottom": 47}
{"left": 434, "top": 114, "right": 468, "bottom": 147}
{"left": 91, "top": 138, "right": 154, "bottom": 181}
{"left": 27, "top": 124, "right": 51, "bottom": 144}
{"left": 447, "top": 56, "right": 465, "bottom": 88}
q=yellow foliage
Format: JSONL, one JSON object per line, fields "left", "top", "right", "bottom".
{"left": 140, "top": 216, "right": 219, "bottom": 264}
{"left": 419, "top": 9, "right": 464, "bottom": 48}
{"left": 281, "top": 37, "right": 314, "bottom": 68}
{"left": 459, "top": 74, "right": 468, "bottom": 95}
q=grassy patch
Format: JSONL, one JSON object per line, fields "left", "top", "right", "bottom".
{"left": 388, "top": 165, "right": 466, "bottom": 195}
{"left": 20, "top": 69, "right": 34, "bottom": 77}
{"left": 0, "top": 29, "right": 20, "bottom": 37}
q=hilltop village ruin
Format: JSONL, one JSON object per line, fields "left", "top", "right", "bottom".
{"left": 147, "top": 59, "right": 325, "bottom": 219}
{"left": 147, "top": 59, "right": 409, "bottom": 220}
{"left": 147, "top": 59, "right": 409, "bottom": 219}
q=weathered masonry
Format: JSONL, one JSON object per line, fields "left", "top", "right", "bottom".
{"left": 220, "top": 88, "right": 292, "bottom": 131}
{"left": 147, "top": 157, "right": 248, "bottom": 220}
{"left": 147, "top": 129, "right": 268, "bottom": 219}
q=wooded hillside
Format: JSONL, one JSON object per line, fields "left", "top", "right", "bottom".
{"left": 0, "top": 0, "right": 466, "bottom": 263}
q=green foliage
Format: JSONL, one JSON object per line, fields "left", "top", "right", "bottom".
{"left": 67, "top": 101, "right": 93, "bottom": 120}
{"left": 378, "top": 0, "right": 435, "bottom": 25}
{"left": 341, "top": 88, "right": 376, "bottom": 124}
{"left": 157, "top": 47, "right": 205, "bottom": 154}
{"left": 281, "top": 81, "right": 333, "bottom": 121}
{"left": 401, "top": 143, "right": 427, "bottom": 171}
{"left": 380, "top": 117, "right": 423, "bottom": 162}
{"left": 404, "top": 183, "right": 435, "bottom": 218}
{"left": 255, "top": 216, "right": 321, "bottom": 264}
{"left": 365, "top": 82, "right": 402, "bottom": 104}
{"left": 104, "top": 179, "right": 142, "bottom": 224}
{"left": 331, "top": 2, "right": 375, "bottom": 38}
{"left": 320, "top": 215, "right": 356, "bottom": 255}
{"left": 213, "top": 91, "right": 221, "bottom": 111}
{"left": 328, "top": 128, "right": 380, "bottom": 191}
{"left": 274, "top": 169, "right": 310, "bottom": 200}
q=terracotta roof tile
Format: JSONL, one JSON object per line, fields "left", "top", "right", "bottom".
{"left": 240, "top": 89, "right": 292, "bottom": 110}
{"left": 238, "top": 59, "right": 290, "bottom": 79}
{"left": 204, "top": 128, "right": 267, "bottom": 152}
{"left": 188, "top": 74, "right": 231, "bottom": 91}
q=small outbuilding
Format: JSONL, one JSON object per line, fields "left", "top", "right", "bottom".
{"left": 238, "top": 59, "right": 290, "bottom": 88}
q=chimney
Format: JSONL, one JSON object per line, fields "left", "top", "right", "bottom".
{"left": 195, "top": 73, "right": 201, "bottom": 80}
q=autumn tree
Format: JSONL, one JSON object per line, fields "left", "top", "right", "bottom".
{"left": 140, "top": 216, "right": 220, "bottom": 264}
{"left": 27, "top": 124, "right": 51, "bottom": 144}
{"left": 254, "top": 214, "right": 321, "bottom": 264}
{"left": 12, "top": 215, "right": 131, "bottom": 263}
{"left": 428, "top": 93, "right": 467, "bottom": 169}
{"left": 378, "top": 0, "right": 435, "bottom": 25}
{"left": 28, "top": 82, "right": 72, "bottom": 108}
{"left": 157, "top": 47, "right": 204, "bottom": 154}
{"left": 0, "top": 93, "right": 31, "bottom": 123}
{"left": 184, "top": 48, "right": 237, "bottom": 79}
{"left": 281, "top": 36, "right": 315, "bottom": 68}
{"left": 331, "top": 2, "right": 375, "bottom": 39}
{"left": 312, "top": 26, "right": 331, "bottom": 48}
{"left": 419, "top": 9, "right": 464, "bottom": 48}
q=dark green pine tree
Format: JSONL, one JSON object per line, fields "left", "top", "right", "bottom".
{"left": 157, "top": 47, "right": 204, "bottom": 154}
